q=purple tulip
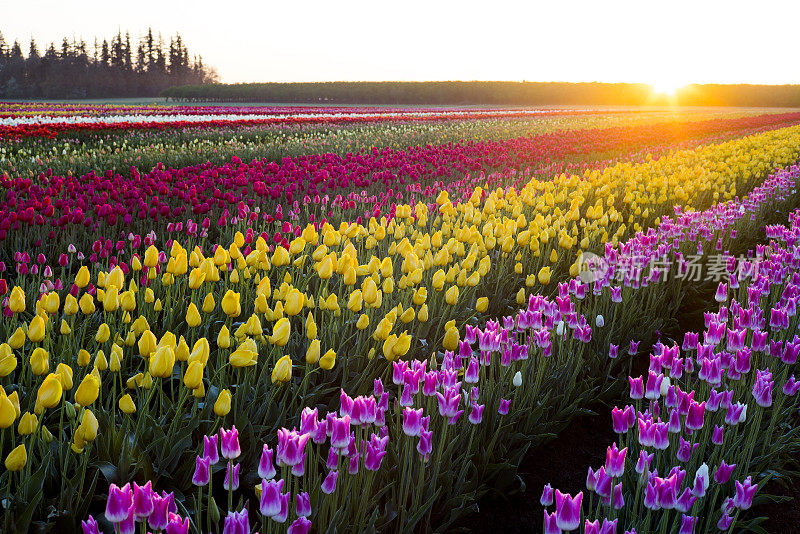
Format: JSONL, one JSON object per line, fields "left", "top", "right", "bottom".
{"left": 192, "top": 455, "right": 211, "bottom": 486}
{"left": 498, "top": 398, "right": 510, "bottom": 415}
{"left": 166, "top": 514, "right": 189, "bottom": 534}
{"left": 259, "top": 479, "right": 284, "bottom": 517}
{"left": 365, "top": 434, "right": 388, "bottom": 471}
{"left": 733, "top": 476, "right": 758, "bottom": 510}
{"left": 287, "top": 517, "right": 312, "bottom": 534}
{"left": 295, "top": 491, "right": 311, "bottom": 517}
{"left": 600, "top": 518, "right": 618, "bottom": 534}
{"left": 403, "top": 407, "right": 424, "bottom": 437}
{"left": 321, "top": 469, "right": 339, "bottom": 494}
{"left": 132, "top": 480, "right": 154, "bottom": 519}
{"left": 224, "top": 462, "right": 240, "bottom": 491}
{"left": 541, "top": 483, "right": 554, "bottom": 506}
{"left": 468, "top": 403, "right": 484, "bottom": 424}
{"left": 203, "top": 434, "right": 219, "bottom": 465}
{"left": 679, "top": 514, "right": 697, "bottom": 534}
{"left": 149, "top": 492, "right": 172, "bottom": 531}
{"left": 277, "top": 428, "right": 311, "bottom": 466}
{"left": 105, "top": 483, "right": 133, "bottom": 523}
{"left": 220, "top": 426, "right": 241, "bottom": 460}
{"left": 543, "top": 510, "right": 559, "bottom": 534}
{"left": 81, "top": 516, "right": 100, "bottom": 534}
{"left": 604, "top": 443, "right": 627, "bottom": 477}
{"left": 259, "top": 444, "right": 276, "bottom": 480}
{"left": 714, "top": 461, "right": 736, "bottom": 484}
{"left": 330, "top": 415, "right": 351, "bottom": 449}
{"left": 555, "top": 490, "right": 582, "bottom": 531}
{"left": 222, "top": 509, "right": 249, "bottom": 534}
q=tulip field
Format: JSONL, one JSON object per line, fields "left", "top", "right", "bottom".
{"left": 2, "top": 103, "right": 800, "bottom": 534}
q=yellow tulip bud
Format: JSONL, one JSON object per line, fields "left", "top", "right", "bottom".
{"left": 18, "top": 412, "right": 37, "bottom": 435}
{"left": 102, "top": 286, "right": 119, "bottom": 312}
{"left": 445, "top": 285, "right": 459, "bottom": 306}
{"left": 138, "top": 330, "right": 158, "bottom": 357}
{"left": 0, "top": 344, "right": 17, "bottom": 376}
{"left": 306, "top": 339, "right": 321, "bottom": 364}
{"left": 186, "top": 303, "right": 202, "bottom": 328}
{"left": 119, "top": 394, "right": 136, "bottom": 414}
{"left": 37, "top": 373, "right": 63, "bottom": 409}
{"left": 271, "top": 355, "right": 292, "bottom": 383}
{"left": 269, "top": 318, "right": 291, "bottom": 347}
{"left": 75, "top": 266, "right": 91, "bottom": 288}
{"left": 476, "top": 297, "right": 489, "bottom": 313}
{"left": 214, "top": 389, "right": 232, "bottom": 417}
{"left": 28, "top": 314, "right": 46, "bottom": 343}
{"left": 74, "top": 373, "right": 100, "bottom": 406}
{"left": 79, "top": 409, "right": 98, "bottom": 442}
{"left": 221, "top": 290, "right": 241, "bottom": 317}
{"left": 443, "top": 326, "right": 459, "bottom": 352}
{"left": 183, "top": 361, "right": 204, "bottom": 389}
{"left": 149, "top": 346, "right": 175, "bottom": 378}
{"left": 4, "top": 444, "right": 27, "bottom": 471}
{"left": 9, "top": 287, "right": 26, "bottom": 313}
{"left": 30, "top": 347, "right": 50, "bottom": 375}
{"left": 537, "top": 266, "right": 552, "bottom": 285}
{"left": 56, "top": 363, "right": 74, "bottom": 390}
{"left": 8, "top": 327, "right": 25, "bottom": 349}
{"left": 0, "top": 394, "right": 16, "bottom": 428}
{"left": 95, "top": 323, "right": 111, "bottom": 344}
{"left": 319, "top": 349, "right": 336, "bottom": 370}
{"left": 305, "top": 312, "right": 317, "bottom": 340}
{"left": 79, "top": 293, "right": 96, "bottom": 315}
{"left": 217, "top": 325, "right": 231, "bottom": 349}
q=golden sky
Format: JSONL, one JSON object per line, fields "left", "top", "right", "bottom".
{"left": 0, "top": 0, "right": 790, "bottom": 88}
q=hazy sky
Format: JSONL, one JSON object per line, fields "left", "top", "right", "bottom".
{"left": 0, "top": 0, "right": 794, "bottom": 86}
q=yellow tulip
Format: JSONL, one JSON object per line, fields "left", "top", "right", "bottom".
{"left": 0, "top": 394, "right": 16, "bottom": 429}
{"left": 144, "top": 245, "right": 159, "bottom": 268}
{"left": 103, "top": 286, "right": 119, "bottom": 312}
{"left": 445, "top": 286, "right": 459, "bottom": 306}
{"left": 319, "top": 349, "right": 336, "bottom": 370}
{"left": 186, "top": 303, "right": 202, "bottom": 328}
{"left": 183, "top": 361, "right": 204, "bottom": 389}
{"left": 79, "top": 409, "right": 98, "bottom": 442}
{"left": 0, "top": 344, "right": 17, "bottom": 376}
{"left": 271, "top": 355, "right": 292, "bottom": 383}
{"left": 149, "top": 346, "right": 175, "bottom": 378}
{"left": 217, "top": 325, "right": 231, "bottom": 349}
{"left": 306, "top": 339, "right": 321, "bottom": 364}
{"left": 476, "top": 297, "right": 489, "bottom": 313}
{"left": 538, "top": 266, "right": 552, "bottom": 285}
{"left": 119, "top": 394, "right": 136, "bottom": 414}
{"left": 75, "top": 266, "right": 91, "bottom": 288}
{"left": 201, "top": 292, "right": 216, "bottom": 313}
{"left": 74, "top": 373, "right": 100, "bottom": 406}
{"left": 284, "top": 289, "right": 304, "bottom": 316}
{"left": 356, "top": 314, "right": 370, "bottom": 330}
{"left": 37, "top": 373, "right": 63, "bottom": 409}
{"left": 30, "top": 347, "right": 50, "bottom": 375}
{"left": 56, "top": 363, "right": 74, "bottom": 390}
{"left": 18, "top": 412, "right": 37, "bottom": 435}
{"left": 269, "top": 318, "right": 291, "bottom": 347}
{"left": 8, "top": 286, "right": 26, "bottom": 313}
{"left": 221, "top": 290, "right": 241, "bottom": 317}
{"left": 382, "top": 335, "right": 398, "bottom": 361}
{"left": 5, "top": 444, "right": 27, "bottom": 471}
{"left": 8, "top": 327, "right": 25, "bottom": 349}
{"left": 60, "top": 319, "right": 72, "bottom": 335}
{"left": 189, "top": 338, "right": 210, "bottom": 365}
{"left": 77, "top": 349, "right": 91, "bottom": 367}
{"left": 138, "top": 330, "right": 158, "bottom": 357}
{"left": 305, "top": 312, "right": 317, "bottom": 340}
{"left": 95, "top": 323, "right": 111, "bottom": 344}
{"left": 214, "top": 389, "right": 232, "bottom": 417}
{"left": 443, "top": 326, "right": 459, "bottom": 352}
{"left": 79, "top": 293, "right": 96, "bottom": 315}
{"left": 28, "top": 314, "right": 46, "bottom": 343}
{"left": 64, "top": 294, "right": 79, "bottom": 315}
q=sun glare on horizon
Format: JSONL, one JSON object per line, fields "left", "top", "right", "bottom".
{"left": 649, "top": 79, "right": 687, "bottom": 96}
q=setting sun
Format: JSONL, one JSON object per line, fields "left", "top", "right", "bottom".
{"left": 650, "top": 79, "right": 686, "bottom": 96}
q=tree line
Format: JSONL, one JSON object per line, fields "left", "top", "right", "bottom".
{"left": 161, "top": 81, "right": 800, "bottom": 108}
{"left": 0, "top": 29, "right": 218, "bottom": 99}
